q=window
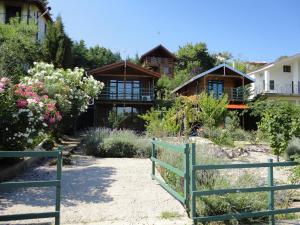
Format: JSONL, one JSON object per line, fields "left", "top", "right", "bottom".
{"left": 108, "top": 80, "right": 141, "bottom": 100}
{"left": 5, "top": 6, "right": 22, "bottom": 23}
{"left": 114, "top": 107, "right": 137, "bottom": 116}
{"left": 283, "top": 65, "right": 291, "bottom": 72}
{"left": 270, "top": 80, "right": 275, "bottom": 90}
{"left": 263, "top": 80, "right": 265, "bottom": 90}
{"left": 162, "top": 66, "right": 170, "bottom": 74}
{"left": 207, "top": 80, "right": 224, "bottom": 99}
{"left": 109, "top": 80, "right": 117, "bottom": 99}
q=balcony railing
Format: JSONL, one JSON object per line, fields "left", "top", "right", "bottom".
{"left": 202, "top": 87, "right": 246, "bottom": 102}
{"left": 144, "top": 56, "right": 173, "bottom": 66}
{"left": 254, "top": 84, "right": 300, "bottom": 96}
{"left": 98, "top": 88, "right": 155, "bottom": 102}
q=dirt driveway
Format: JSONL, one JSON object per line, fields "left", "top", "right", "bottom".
{"left": 0, "top": 155, "right": 192, "bottom": 225}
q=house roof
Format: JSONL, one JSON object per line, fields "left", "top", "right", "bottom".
{"left": 89, "top": 60, "right": 161, "bottom": 78}
{"left": 140, "top": 44, "right": 176, "bottom": 62}
{"left": 248, "top": 52, "right": 300, "bottom": 75}
{"left": 172, "top": 63, "right": 255, "bottom": 94}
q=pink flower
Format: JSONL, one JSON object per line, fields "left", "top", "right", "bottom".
{"left": 46, "top": 103, "right": 55, "bottom": 111}
{"left": 43, "top": 95, "right": 49, "bottom": 100}
{"left": 0, "top": 77, "right": 10, "bottom": 84}
{"left": 0, "top": 87, "right": 4, "bottom": 93}
{"left": 55, "top": 111, "right": 62, "bottom": 121}
{"left": 16, "top": 99, "right": 28, "bottom": 108}
{"left": 49, "top": 117, "right": 56, "bottom": 124}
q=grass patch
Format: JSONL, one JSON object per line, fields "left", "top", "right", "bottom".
{"left": 160, "top": 211, "right": 181, "bottom": 220}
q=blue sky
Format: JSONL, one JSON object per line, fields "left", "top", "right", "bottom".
{"left": 48, "top": 0, "right": 300, "bottom": 62}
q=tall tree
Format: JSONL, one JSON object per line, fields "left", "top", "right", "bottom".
{"left": 43, "top": 16, "right": 73, "bottom": 68}
{"left": 72, "top": 40, "right": 89, "bottom": 68}
{"left": 71, "top": 40, "right": 121, "bottom": 69}
{"left": 86, "top": 45, "right": 121, "bottom": 69}
{"left": 176, "top": 42, "right": 216, "bottom": 75}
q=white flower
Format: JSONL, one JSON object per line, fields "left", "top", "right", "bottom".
{"left": 27, "top": 139, "right": 33, "bottom": 144}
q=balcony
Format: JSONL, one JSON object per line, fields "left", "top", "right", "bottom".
{"left": 254, "top": 84, "right": 300, "bottom": 96}
{"left": 201, "top": 87, "right": 246, "bottom": 102}
{"left": 144, "top": 56, "right": 173, "bottom": 67}
{"left": 98, "top": 88, "right": 155, "bottom": 102}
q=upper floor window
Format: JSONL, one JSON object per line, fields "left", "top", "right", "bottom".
{"left": 283, "top": 65, "right": 291, "bottom": 73}
{"left": 270, "top": 80, "right": 275, "bottom": 90}
{"left": 5, "top": 6, "right": 22, "bottom": 23}
{"left": 162, "top": 66, "right": 170, "bottom": 74}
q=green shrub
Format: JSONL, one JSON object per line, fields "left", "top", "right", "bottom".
{"left": 231, "top": 128, "right": 252, "bottom": 141}
{"left": 285, "top": 137, "right": 300, "bottom": 160}
{"left": 81, "top": 128, "right": 110, "bottom": 156}
{"left": 81, "top": 128, "right": 151, "bottom": 158}
{"left": 202, "top": 126, "right": 234, "bottom": 147}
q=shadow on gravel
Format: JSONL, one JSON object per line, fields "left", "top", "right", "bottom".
{"left": 0, "top": 165, "right": 116, "bottom": 210}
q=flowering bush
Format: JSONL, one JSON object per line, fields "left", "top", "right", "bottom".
{"left": 0, "top": 77, "right": 61, "bottom": 150}
{"left": 22, "top": 62, "right": 104, "bottom": 132}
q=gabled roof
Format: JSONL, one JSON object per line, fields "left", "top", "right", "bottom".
{"left": 89, "top": 60, "right": 161, "bottom": 78}
{"left": 140, "top": 44, "right": 176, "bottom": 62}
{"left": 172, "top": 63, "right": 255, "bottom": 94}
{"left": 248, "top": 52, "right": 300, "bottom": 75}
{"left": 20, "top": 0, "right": 52, "bottom": 21}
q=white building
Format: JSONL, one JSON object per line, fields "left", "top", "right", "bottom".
{"left": 0, "top": 0, "right": 52, "bottom": 40}
{"left": 248, "top": 53, "right": 300, "bottom": 104}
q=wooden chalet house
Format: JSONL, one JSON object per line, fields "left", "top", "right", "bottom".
{"left": 140, "top": 44, "right": 176, "bottom": 77}
{"left": 85, "top": 45, "right": 176, "bottom": 129}
{"left": 172, "top": 64, "right": 255, "bottom": 109}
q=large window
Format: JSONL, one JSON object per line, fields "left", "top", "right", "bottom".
{"left": 207, "top": 80, "right": 224, "bottom": 99}
{"left": 5, "top": 6, "right": 22, "bottom": 23}
{"left": 114, "top": 106, "right": 137, "bottom": 116}
{"left": 108, "top": 80, "right": 141, "bottom": 100}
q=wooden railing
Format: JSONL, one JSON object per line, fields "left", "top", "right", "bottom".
{"left": 0, "top": 148, "right": 63, "bottom": 225}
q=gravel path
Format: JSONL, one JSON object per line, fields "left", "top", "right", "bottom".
{"left": 0, "top": 155, "right": 192, "bottom": 225}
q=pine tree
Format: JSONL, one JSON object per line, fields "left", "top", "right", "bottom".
{"left": 43, "top": 16, "right": 73, "bottom": 68}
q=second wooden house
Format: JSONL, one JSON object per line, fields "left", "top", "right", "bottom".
{"left": 172, "top": 63, "right": 255, "bottom": 109}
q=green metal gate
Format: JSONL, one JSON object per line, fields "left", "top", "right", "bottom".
{"left": 0, "top": 148, "right": 63, "bottom": 225}
{"left": 151, "top": 139, "right": 300, "bottom": 225}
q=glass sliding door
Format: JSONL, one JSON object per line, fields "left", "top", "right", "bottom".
{"left": 207, "top": 80, "right": 224, "bottom": 99}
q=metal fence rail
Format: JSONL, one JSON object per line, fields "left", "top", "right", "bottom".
{"left": 0, "top": 148, "right": 63, "bottom": 225}
{"left": 151, "top": 140, "right": 300, "bottom": 225}
{"left": 151, "top": 139, "right": 190, "bottom": 207}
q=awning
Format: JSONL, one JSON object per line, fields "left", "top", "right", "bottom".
{"left": 226, "top": 104, "right": 249, "bottom": 109}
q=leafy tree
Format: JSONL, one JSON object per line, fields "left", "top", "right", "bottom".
{"left": 253, "top": 100, "right": 300, "bottom": 161}
{"left": 86, "top": 45, "right": 121, "bottom": 69}
{"left": 43, "top": 16, "right": 73, "bottom": 68}
{"left": 127, "top": 53, "right": 141, "bottom": 65}
{"left": 72, "top": 40, "right": 89, "bottom": 68}
{"left": 71, "top": 40, "right": 121, "bottom": 69}
{"left": 197, "top": 92, "right": 228, "bottom": 128}
{"left": 176, "top": 42, "right": 216, "bottom": 75}
{"left": 0, "top": 19, "right": 42, "bottom": 82}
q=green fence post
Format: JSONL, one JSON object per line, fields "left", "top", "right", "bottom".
{"left": 268, "top": 159, "right": 275, "bottom": 225}
{"left": 55, "top": 147, "right": 63, "bottom": 225}
{"left": 190, "top": 143, "right": 196, "bottom": 222}
{"left": 151, "top": 138, "right": 156, "bottom": 179}
{"left": 184, "top": 143, "right": 190, "bottom": 211}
